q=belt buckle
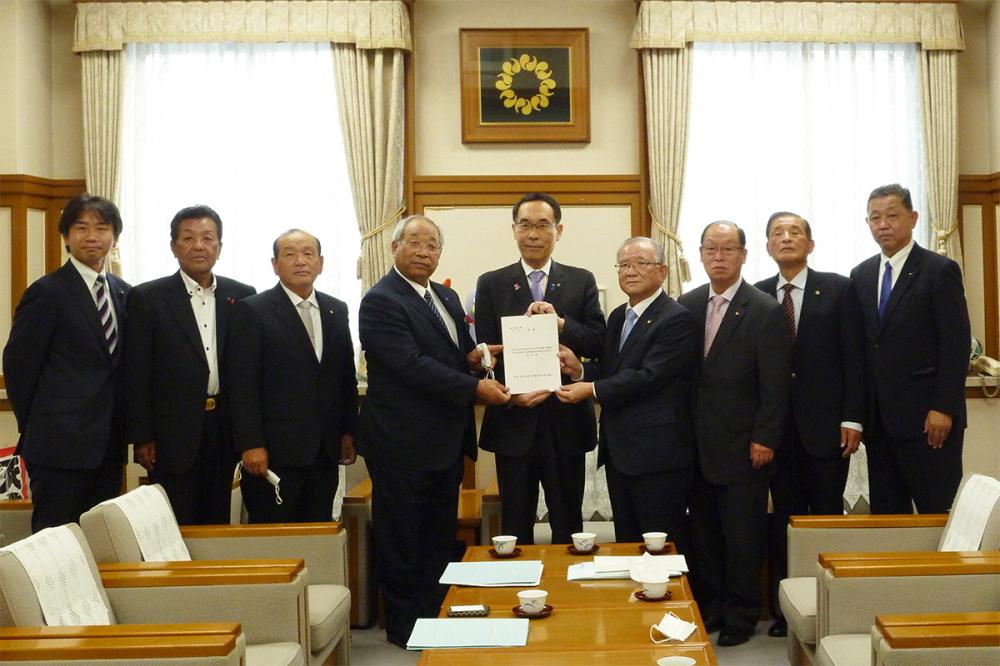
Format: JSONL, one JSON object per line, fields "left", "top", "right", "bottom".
{"left": 205, "top": 397, "right": 217, "bottom": 411}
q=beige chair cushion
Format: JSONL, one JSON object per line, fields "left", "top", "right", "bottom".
{"left": 307, "top": 584, "right": 350, "bottom": 652}
{"left": 246, "top": 642, "right": 305, "bottom": 666}
{"left": 780, "top": 576, "right": 817, "bottom": 645}
{"left": 79, "top": 495, "right": 147, "bottom": 563}
{"left": 817, "top": 634, "right": 871, "bottom": 666}
{"left": 0, "top": 524, "right": 117, "bottom": 627}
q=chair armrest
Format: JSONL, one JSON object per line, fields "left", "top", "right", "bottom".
{"left": 180, "top": 523, "right": 347, "bottom": 585}
{"left": 878, "top": 612, "right": 1000, "bottom": 648}
{"left": 0, "top": 623, "right": 243, "bottom": 663}
{"left": 786, "top": 515, "right": 947, "bottom": 578}
{"left": 481, "top": 479, "right": 501, "bottom": 544}
{"left": 0, "top": 500, "right": 33, "bottom": 547}
{"left": 341, "top": 477, "right": 374, "bottom": 627}
{"left": 343, "top": 477, "right": 372, "bottom": 505}
{"left": 819, "top": 551, "right": 996, "bottom": 570}
{"left": 102, "top": 560, "right": 307, "bottom": 649}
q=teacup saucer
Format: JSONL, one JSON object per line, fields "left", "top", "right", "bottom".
{"left": 488, "top": 547, "right": 522, "bottom": 559}
{"left": 634, "top": 590, "right": 672, "bottom": 602}
{"left": 639, "top": 544, "right": 672, "bottom": 554}
{"left": 567, "top": 544, "right": 600, "bottom": 555}
{"left": 512, "top": 604, "right": 553, "bottom": 619}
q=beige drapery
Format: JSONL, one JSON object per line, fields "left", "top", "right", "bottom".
{"left": 333, "top": 45, "right": 406, "bottom": 290}
{"left": 642, "top": 48, "right": 691, "bottom": 297}
{"left": 920, "top": 50, "right": 963, "bottom": 265}
{"left": 631, "top": 1, "right": 966, "bottom": 287}
{"left": 74, "top": 0, "right": 411, "bottom": 282}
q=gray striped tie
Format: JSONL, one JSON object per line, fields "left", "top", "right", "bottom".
{"left": 94, "top": 275, "right": 117, "bottom": 354}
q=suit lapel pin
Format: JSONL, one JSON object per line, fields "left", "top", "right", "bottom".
{"left": 815, "top": 290, "right": 820, "bottom": 296}
{"left": 513, "top": 283, "right": 521, "bottom": 291}
{"left": 733, "top": 310, "right": 741, "bottom": 317}
{"left": 328, "top": 309, "right": 334, "bottom": 314}
{"left": 227, "top": 296, "right": 236, "bottom": 305}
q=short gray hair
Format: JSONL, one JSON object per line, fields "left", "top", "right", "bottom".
{"left": 392, "top": 215, "right": 445, "bottom": 247}
{"left": 618, "top": 236, "right": 665, "bottom": 264}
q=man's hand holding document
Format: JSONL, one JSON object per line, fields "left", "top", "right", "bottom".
{"left": 500, "top": 312, "right": 561, "bottom": 394}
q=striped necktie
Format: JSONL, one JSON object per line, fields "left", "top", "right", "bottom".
{"left": 424, "top": 289, "right": 448, "bottom": 330}
{"left": 94, "top": 274, "right": 117, "bottom": 354}
{"left": 781, "top": 283, "right": 796, "bottom": 342}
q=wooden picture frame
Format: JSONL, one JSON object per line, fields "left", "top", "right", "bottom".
{"left": 459, "top": 28, "right": 590, "bottom": 144}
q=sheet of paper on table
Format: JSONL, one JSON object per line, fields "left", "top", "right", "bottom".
{"left": 439, "top": 561, "right": 544, "bottom": 587}
{"left": 406, "top": 618, "right": 529, "bottom": 650}
{"left": 500, "top": 313, "right": 561, "bottom": 394}
{"left": 567, "top": 562, "right": 631, "bottom": 580}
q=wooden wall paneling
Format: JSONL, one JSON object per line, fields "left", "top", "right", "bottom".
{"left": 959, "top": 173, "right": 999, "bottom": 359}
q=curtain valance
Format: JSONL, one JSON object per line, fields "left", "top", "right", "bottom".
{"left": 630, "top": 1, "right": 964, "bottom": 51}
{"left": 74, "top": 0, "right": 411, "bottom": 53}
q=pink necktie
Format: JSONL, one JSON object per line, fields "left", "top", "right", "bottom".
{"left": 703, "top": 295, "right": 726, "bottom": 357}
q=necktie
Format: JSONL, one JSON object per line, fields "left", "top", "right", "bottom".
{"left": 703, "top": 295, "right": 726, "bottom": 358}
{"left": 297, "top": 300, "right": 317, "bottom": 354}
{"left": 528, "top": 270, "right": 545, "bottom": 302}
{"left": 781, "top": 283, "right": 797, "bottom": 342}
{"left": 619, "top": 308, "right": 638, "bottom": 351}
{"left": 423, "top": 289, "right": 448, "bottom": 330}
{"left": 94, "top": 275, "right": 117, "bottom": 354}
{"left": 878, "top": 261, "right": 893, "bottom": 320}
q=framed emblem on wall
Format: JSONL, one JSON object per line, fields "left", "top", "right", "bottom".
{"left": 459, "top": 28, "right": 590, "bottom": 143}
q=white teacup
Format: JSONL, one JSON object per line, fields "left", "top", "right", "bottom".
{"left": 571, "top": 531, "right": 597, "bottom": 552}
{"left": 492, "top": 534, "right": 517, "bottom": 555}
{"left": 517, "top": 589, "right": 548, "bottom": 615}
{"left": 641, "top": 575, "right": 670, "bottom": 599}
{"left": 642, "top": 531, "right": 668, "bottom": 552}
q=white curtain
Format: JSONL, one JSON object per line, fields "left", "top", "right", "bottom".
{"left": 332, "top": 45, "right": 406, "bottom": 290}
{"left": 678, "top": 41, "right": 928, "bottom": 284}
{"left": 919, "top": 49, "right": 963, "bottom": 266}
{"left": 118, "top": 42, "right": 360, "bottom": 517}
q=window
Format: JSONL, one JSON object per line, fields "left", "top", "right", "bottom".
{"left": 679, "top": 42, "right": 927, "bottom": 282}
{"left": 118, "top": 41, "right": 360, "bottom": 343}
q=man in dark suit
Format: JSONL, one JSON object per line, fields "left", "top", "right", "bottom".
{"left": 226, "top": 229, "right": 358, "bottom": 523}
{"left": 850, "top": 184, "right": 970, "bottom": 514}
{"left": 475, "top": 192, "right": 606, "bottom": 545}
{"left": 358, "top": 215, "right": 509, "bottom": 646}
{"left": 556, "top": 237, "right": 698, "bottom": 555}
{"left": 125, "top": 205, "right": 256, "bottom": 525}
{"left": 3, "top": 194, "right": 131, "bottom": 532}
{"left": 678, "top": 221, "right": 790, "bottom": 647}
{"left": 755, "top": 211, "right": 865, "bottom": 637}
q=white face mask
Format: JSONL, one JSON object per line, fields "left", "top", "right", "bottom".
{"left": 649, "top": 611, "right": 697, "bottom": 644}
{"left": 233, "top": 462, "right": 283, "bottom": 505}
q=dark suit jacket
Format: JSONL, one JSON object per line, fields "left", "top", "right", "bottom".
{"left": 475, "top": 260, "right": 606, "bottom": 456}
{"left": 226, "top": 283, "right": 358, "bottom": 467}
{"left": 678, "top": 280, "right": 790, "bottom": 485}
{"left": 3, "top": 261, "right": 130, "bottom": 469}
{"left": 850, "top": 243, "right": 970, "bottom": 439}
{"left": 755, "top": 269, "right": 865, "bottom": 458}
{"left": 125, "top": 272, "right": 256, "bottom": 474}
{"left": 586, "top": 292, "right": 698, "bottom": 476}
{"left": 357, "top": 269, "right": 480, "bottom": 472}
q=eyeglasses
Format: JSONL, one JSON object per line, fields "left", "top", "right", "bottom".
{"left": 700, "top": 245, "right": 742, "bottom": 258}
{"left": 401, "top": 240, "right": 442, "bottom": 254}
{"left": 614, "top": 261, "right": 661, "bottom": 273}
{"left": 514, "top": 222, "right": 557, "bottom": 233}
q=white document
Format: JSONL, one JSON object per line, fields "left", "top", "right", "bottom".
{"left": 567, "top": 562, "right": 630, "bottom": 580}
{"left": 593, "top": 556, "right": 634, "bottom": 574}
{"left": 629, "top": 553, "right": 688, "bottom": 582}
{"left": 651, "top": 612, "right": 698, "bottom": 643}
{"left": 939, "top": 474, "right": 1000, "bottom": 551}
{"left": 406, "top": 618, "right": 529, "bottom": 650}
{"left": 439, "top": 561, "right": 543, "bottom": 587}
{"left": 500, "top": 313, "right": 561, "bottom": 394}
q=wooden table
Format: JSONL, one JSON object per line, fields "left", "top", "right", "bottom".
{"left": 417, "top": 543, "right": 716, "bottom": 665}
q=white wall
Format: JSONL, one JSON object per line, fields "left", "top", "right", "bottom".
{"left": 414, "top": 0, "right": 639, "bottom": 176}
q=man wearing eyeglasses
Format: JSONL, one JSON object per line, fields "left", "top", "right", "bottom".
{"left": 754, "top": 212, "right": 865, "bottom": 638}
{"left": 475, "top": 192, "right": 606, "bottom": 545}
{"left": 359, "top": 215, "right": 508, "bottom": 647}
{"left": 555, "top": 237, "right": 697, "bottom": 556}
{"left": 678, "top": 221, "right": 790, "bottom": 647}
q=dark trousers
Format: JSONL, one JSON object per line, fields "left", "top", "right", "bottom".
{"left": 605, "top": 458, "right": 693, "bottom": 557}
{"left": 495, "top": 418, "right": 585, "bottom": 545}
{"left": 242, "top": 449, "right": 338, "bottom": 523}
{"left": 690, "top": 474, "right": 769, "bottom": 633}
{"left": 27, "top": 436, "right": 124, "bottom": 533}
{"left": 767, "top": 421, "right": 849, "bottom": 617}
{"left": 369, "top": 456, "right": 463, "bottom": 644}
{"left": 150, "top": 409, "right": 232, "bottom": 525}
{"left": 867, "top": 416, "right": 963, "bottom": 514}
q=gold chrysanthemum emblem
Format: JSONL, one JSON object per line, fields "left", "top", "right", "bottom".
{"left": 494, "top": 53, "right": 556, "bottom": 117}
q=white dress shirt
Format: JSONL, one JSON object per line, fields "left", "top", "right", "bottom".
{"left": 70, "top": 256, "right": 119, "bottom": 333}
{"left": 179, "top": 270, "right": 220, "bottom": 395}
{"left": 877, "top": 238, "right": 915, "bottom": 304}
{"left": 280, "top": 282, "right": 323, "bottom": 361}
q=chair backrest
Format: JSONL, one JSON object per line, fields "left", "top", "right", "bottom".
{"left": 939, "top": 474, "right": 1000, "bottom": 551}
{"left": 80, "top": 485, "right": 191, "bottom": 563}
{"left": 0, "top": 524, "right": 117, "bottom": 627}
